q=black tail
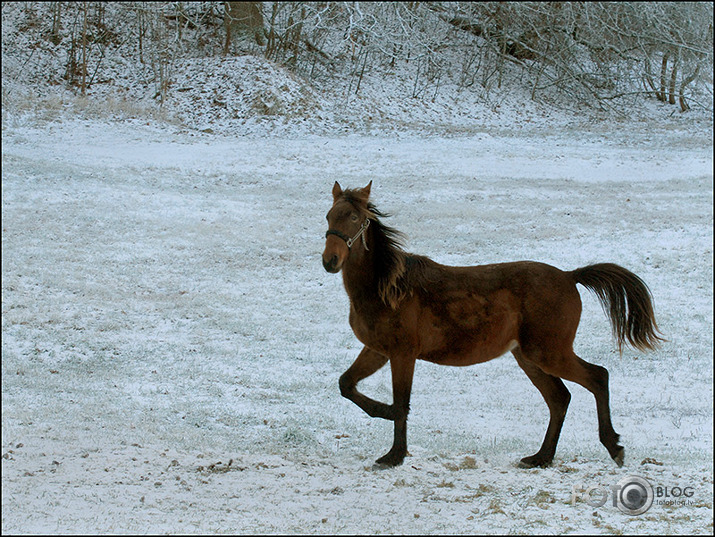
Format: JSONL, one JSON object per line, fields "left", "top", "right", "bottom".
{"left": 571, "top": 263, "right": 664, "bottom": 352}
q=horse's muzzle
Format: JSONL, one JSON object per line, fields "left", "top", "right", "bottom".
{"left": 323, "top": 254, "right": 341, "bottom": 273}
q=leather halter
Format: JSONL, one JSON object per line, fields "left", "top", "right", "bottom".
{"left": 325, "top": 218, "right": 370, "bottom": 251}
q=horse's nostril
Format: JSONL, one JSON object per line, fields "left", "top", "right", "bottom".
{"left": 323, "top": 255, "right": 340, "bottom": 273}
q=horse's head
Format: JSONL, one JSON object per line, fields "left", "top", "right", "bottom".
{"left": 322, "top": 181, "right": 372, "bottom": 273}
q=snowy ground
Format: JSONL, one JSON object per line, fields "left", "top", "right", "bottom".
{"left": 2, "top": 117, "right": 713, "bottom": 534}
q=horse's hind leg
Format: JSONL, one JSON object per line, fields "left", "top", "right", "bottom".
{"left": 513, "top": 348, "right": 571, "bottom": 468}
{"left": 543, "top": 352, "right": 624, "bottom": 466}
{"left": 339, "top": 347, "right": 391, "bottom": 419}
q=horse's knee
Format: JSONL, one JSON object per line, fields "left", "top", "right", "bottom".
{"left": 391, "top": 401, "right": 410, "bottom": 421}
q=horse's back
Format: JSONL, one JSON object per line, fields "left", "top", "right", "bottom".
{"left": 411, "top": 257, "right": 576, "bottom": 299}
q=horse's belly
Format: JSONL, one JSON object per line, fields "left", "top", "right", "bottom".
{"left": 417, "top": 292, "right": 520, "bottom": 366}
{"left": 421, "top": 337, "right": 518, "bottom": 366}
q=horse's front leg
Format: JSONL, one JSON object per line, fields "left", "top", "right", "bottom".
{"left": 339, "top": 347, "right": 392, "bottom": 419}
{"left": 375, "top": 355, "right": 416, "bottom": 468}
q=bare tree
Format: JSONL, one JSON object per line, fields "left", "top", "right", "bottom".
{"left": 224, "top": 1, "right": 264, "bottom": 54}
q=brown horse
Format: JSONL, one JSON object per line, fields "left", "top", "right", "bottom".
{"left": 322, "top": 181, "right": 663, "bottom": 468}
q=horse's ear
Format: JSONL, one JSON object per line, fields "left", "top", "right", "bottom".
{"left": 360, "top": 181, "right": 372, "bottom": 200}
{"left": 332, "top": 181, "right": 343, "bottom": 201}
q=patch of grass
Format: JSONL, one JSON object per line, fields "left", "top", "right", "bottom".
{"left": 601, "top": 524, "right": 624, "bottom": 535}
{"left": 533, "top": 489, "right": 556, "bottom": 508}
{"left": 455, "top": 483, "right": 495, "bottom": 503}
{"left": 460, "top": 455, "right": 478, "bottom": 469}
{"left": 557, "top": 464, "right": 579, "bottom": 473}
{"left": 443, "top": 455, "right": 479, "bottom": 472}
{"left": 196, "top": 459, "right": 246, "bottom": 474}
{"left": 476, "top": 483, "right": 494, "bottom": 495}
{"left": 488, "top": 498, "right": 505, "bottom": 514}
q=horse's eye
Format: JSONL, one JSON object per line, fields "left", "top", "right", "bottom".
{"left": 351, "top": 213, "right": 359, "bottom": 222}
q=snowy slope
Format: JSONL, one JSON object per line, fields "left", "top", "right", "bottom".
{"left": 2, "top": 116, "right": 712, "bottom": 534}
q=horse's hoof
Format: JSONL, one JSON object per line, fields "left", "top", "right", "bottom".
{"left": 373, "top": 457, "right": 403, "bottom": 469}
{"left": 518, "top": 455, "right": 552, "bottom": 469}
{"left": 612, "top": 446, "right": 625, "bottom": 467}
{"left": 374, "top": 451, "right": 406, "bottom": 468}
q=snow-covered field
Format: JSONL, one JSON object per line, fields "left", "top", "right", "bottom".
{"left": 2, "top": 116, "right": 713, "bottom": 534}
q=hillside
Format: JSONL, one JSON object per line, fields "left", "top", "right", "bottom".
{"left": 2, "top": 2, "right": 713, "bottom": 136}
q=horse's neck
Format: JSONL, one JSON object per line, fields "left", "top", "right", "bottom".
{"left": 342, "top": 246, "right": 378, "bottom": 304}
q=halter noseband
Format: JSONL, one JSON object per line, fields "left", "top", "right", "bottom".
{"left": 326, "top": 218, "right": 370, "bottom": 251}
